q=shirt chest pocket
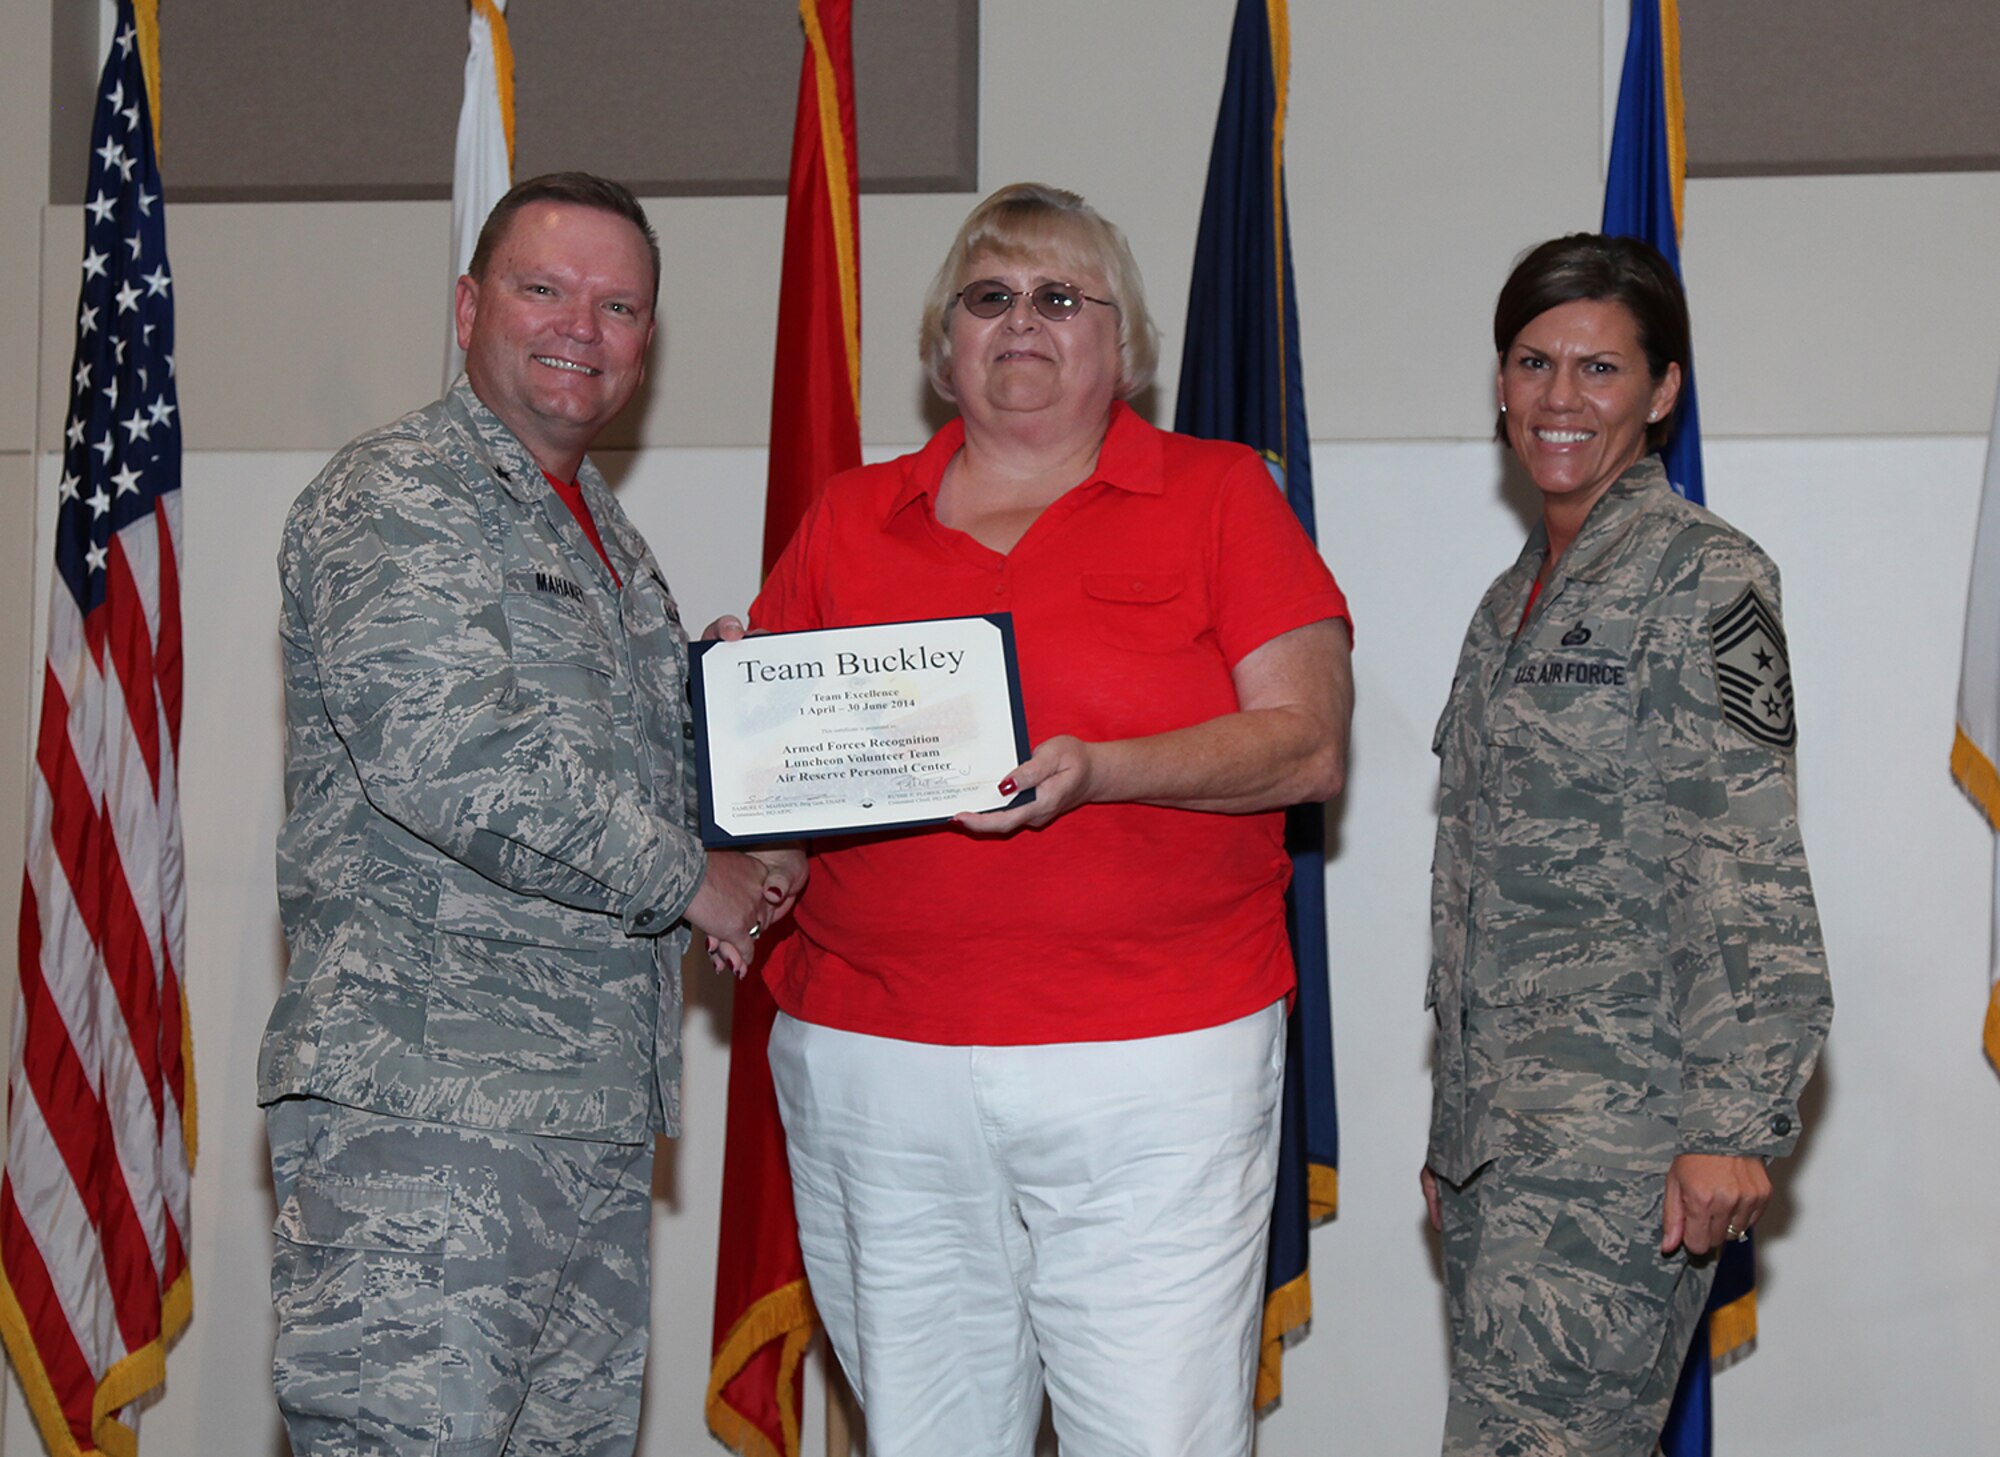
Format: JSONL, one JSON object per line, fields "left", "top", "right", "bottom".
{"left": 616, "top": 566, "right": 688, "bottom": 706}
{"left": 503, "top": 586, "right": 615, "bottom": 681}
{"left": 1480, "top": 650, "right": 1638, "bottom": 843}
{"left": 1483, "top": 623, "right": 1637, "bottom": 755}
{"left": 1082, "top": 572, "right": 1201, "bottom": 654}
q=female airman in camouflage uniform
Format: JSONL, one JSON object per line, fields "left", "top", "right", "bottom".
{"left": 1422, "top": 235, "right": 1832, "bottom": 1456}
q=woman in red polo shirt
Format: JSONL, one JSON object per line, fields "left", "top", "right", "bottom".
{"left": 748, "top": 182, "right": 1353, "bottom": 1457}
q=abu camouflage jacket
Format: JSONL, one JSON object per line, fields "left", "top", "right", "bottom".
{"left": 261, "top": 380, "right": 703, "bottom": 1140}
{"left": 1427, "top": 456, "right": 1831, "bottom": 1181}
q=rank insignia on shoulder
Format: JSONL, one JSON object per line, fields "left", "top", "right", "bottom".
{"left": 1709, "top": 584, "right": 1796, "bottom": 749}
{"left": 1560, "top": 623, "right": 1592, "bottom": 646}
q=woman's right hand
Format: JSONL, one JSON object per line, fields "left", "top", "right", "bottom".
{"left": 1420, "top": 1165, "right": 1443, "bottom": 1233}
{"left": 954, "top": 735, "right": 1100, "bottom": 836}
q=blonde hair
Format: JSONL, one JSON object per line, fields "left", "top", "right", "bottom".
{"left": 918, "top": 182, "right": 1159, "bottom": 401}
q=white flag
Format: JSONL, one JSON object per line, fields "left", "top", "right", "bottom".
{"left": 446, "top": 0, "right": 513, "bottom": 388}
{"left": 1951, "top": 371, "right": 2000, "bottom": 1068}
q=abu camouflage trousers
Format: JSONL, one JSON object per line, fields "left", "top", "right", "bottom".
{"left": 266, "top": 1097, "right": 653, "bottom": 1456}
{"left": 1438, "top": 1157, "right": 1714, "bottom": 1457}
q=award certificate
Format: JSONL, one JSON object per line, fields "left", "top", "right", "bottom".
{"left": 690, "top": 614, "right": 1033, "bottom": 846}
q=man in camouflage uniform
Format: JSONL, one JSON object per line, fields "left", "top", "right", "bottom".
{"left": 1424, "top": 454, "right": 1832, "bottom": 1454}
{"left": 260, "top": 173, "right": 800, "bottom": 1456}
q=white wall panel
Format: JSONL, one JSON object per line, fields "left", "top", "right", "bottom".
{"left": 7, "top": 431, "right": 1989, "bottom": 1452}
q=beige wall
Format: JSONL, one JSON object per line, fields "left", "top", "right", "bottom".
{"left": 2, "top": 0, "right": 55, "bottom": 1195}
{"left": 0, "top": 15, "right": 47, "bottom": 1453}
{"left": 23, "top": 0, "right": 2000, "bottom": 456}
{"left": 3, "top": 0, "right": 51, "bottom": 454}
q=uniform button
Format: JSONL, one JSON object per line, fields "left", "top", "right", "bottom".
{"left": 634, "top": 909, "right": 661, "bottom": 932}
{"left": 1771, "top": 1113, "right": 1792, "bottom": 1137}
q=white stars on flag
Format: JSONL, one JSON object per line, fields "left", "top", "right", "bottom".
{"left": 49, "top": 1, "right": 180, "bottom": 590}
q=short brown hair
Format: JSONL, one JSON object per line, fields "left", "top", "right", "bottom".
{"left": 1492, "top": 233, "right": 1691, "bottom": 450}
{"left": 468, "top": 171, "right": 661, "bottom": 304}
{"left": 917, "top": 182, "right": 1159, "bottom": 401}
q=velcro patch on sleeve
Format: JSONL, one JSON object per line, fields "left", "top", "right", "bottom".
{"left": 1709, "top": 584, "right": 1796, "bottom": 749}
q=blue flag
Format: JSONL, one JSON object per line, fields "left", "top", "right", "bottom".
{"left": 1174, "top": 0, "right": 1334, "bottom": 1410}
{"left": 1603, "top": 0, "right": 1704, "bottom": 505}
{"left": 1604, "top": 6, "right": 1757, "bottom": 1453}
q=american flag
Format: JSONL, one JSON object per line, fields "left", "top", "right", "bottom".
{"left": 0, "top": 5, "right": 195, "bottom": 1454}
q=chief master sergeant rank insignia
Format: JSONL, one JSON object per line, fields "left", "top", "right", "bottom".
{"left": 1710, "top": 583, "right": 1796, "bottom": 749}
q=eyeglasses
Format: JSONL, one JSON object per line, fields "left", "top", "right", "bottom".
{"left": 950, "top": 279, "right": 1118, "bottom": 322}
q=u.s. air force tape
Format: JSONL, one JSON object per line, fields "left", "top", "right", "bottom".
{"left": 1708, "top": 584, "right": 1796, "bottom": 750}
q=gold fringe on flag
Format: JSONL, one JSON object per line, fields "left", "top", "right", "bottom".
{"left": 0, "top": 1261, "right": 192, "bottom": 1457}
{"left": 1254, "top": 1269, "right": 1312, "bottom": 1411}
{"left": 1986, "top": 981, "right": 2000, "bottom": 1070}
{"left": 801, "top": 0, "right": 860, "bottom": 417}
{"left": 1659, "top": 0, "right": 1686, "bottom": 239}
{"left": 470, "top": 0, "right": 516, "bottom": 172}
{"left": 1264, "top": 0, "right": 1292, "bottom": 470}
{"left": 1308, "top": 1161, "right": 1338, "bottom": 1222}
{"left": 1707, "top": 1286, "right": 1757, "bottom": 1366}
{"left": 1951, "top": 725, "right": 2000, "bottom": 830}
{"left": 134, "top": 0, "right": 162, "bottom": 154}
{"left": 705, "top": 1278, "right": 816, "bottom": 1457}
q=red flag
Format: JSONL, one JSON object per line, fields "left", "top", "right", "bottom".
{"left": 707, "top": 4, "right": 859, "bottom": 1453}
{"left": 0, "top": 5, "right": 196, "bottom": 1454}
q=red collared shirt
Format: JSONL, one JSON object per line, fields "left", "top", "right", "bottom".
{"left": 750, "top": 402, "right": 1351, "bottom": 1044}
{"left": 543, "top": 469, "right": 621, "bottom": 588}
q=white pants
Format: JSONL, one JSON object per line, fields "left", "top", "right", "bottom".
{"left": 768, "top": 1002, "right": 1287, "bottom": 1457}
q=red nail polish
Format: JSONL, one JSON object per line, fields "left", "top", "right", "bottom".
{"left": 999, "top": 777, "right": 1017, "bottom": 795}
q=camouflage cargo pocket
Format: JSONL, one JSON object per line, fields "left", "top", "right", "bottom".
{"left": 272, "top": 1174, "right": 449, "bottom": 1446}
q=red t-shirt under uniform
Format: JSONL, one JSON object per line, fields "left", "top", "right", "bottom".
{"left": 543, "top": 469, "right": 621, "bottom": 587}
{"left": 750, "top": 403, "right": 1351, "bottom": 1046}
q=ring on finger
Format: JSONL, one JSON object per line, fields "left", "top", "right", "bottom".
{"left": 748, "top": 922, "right": 762, "bottom": 939}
